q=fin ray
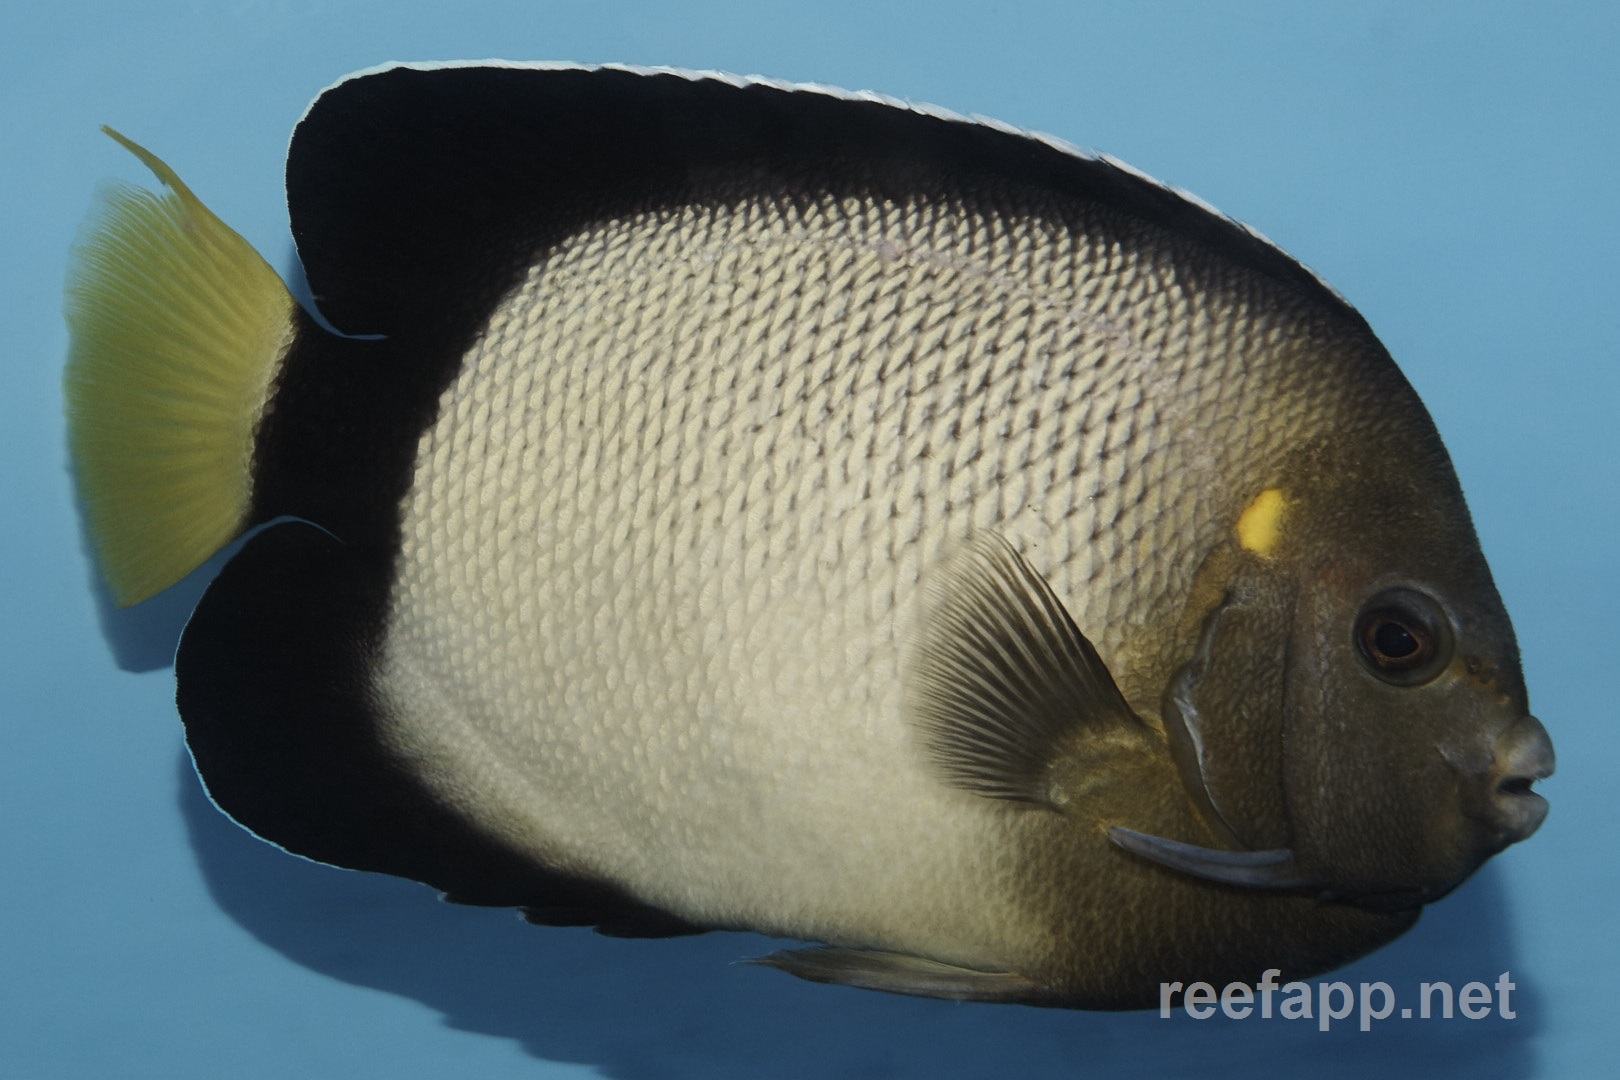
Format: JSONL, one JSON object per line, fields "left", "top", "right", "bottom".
{"left": 65, "top": 128, "right": 293, "bottom": 605}
{"left": 753, "top": 946, "right": 1044, "bottom": 1003}
{"left": 909, "top": 533, "right": 1143, "bottom": 802}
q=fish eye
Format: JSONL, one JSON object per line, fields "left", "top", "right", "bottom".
{"left": 1354, "top": 588, "right": 1454, "bottom": 686}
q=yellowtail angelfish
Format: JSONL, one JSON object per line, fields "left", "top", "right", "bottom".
{"left": 64, "top": 63, "right": 1554, "bottom": 1008}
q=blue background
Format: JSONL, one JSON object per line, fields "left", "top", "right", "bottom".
{"left": 5, "top": 2, "right": 1615, "bottom": 1077}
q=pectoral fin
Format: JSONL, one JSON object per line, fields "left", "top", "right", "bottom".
{"left": 908, "top": 533, "right": 1144, "bottom": 804}
{"left": 753, "top": 947, "right": 1045, "bottom": 1003}
{"left": 911, "top": 534, "right": 1307, "bottom": 894}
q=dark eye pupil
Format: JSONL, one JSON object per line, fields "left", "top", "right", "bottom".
{"left": 1358, "top": 608, "right": 1432, "bottom": 670}
{"left": 1373, "top": 620, "right": 1419, "bottom": 659}
{"left": 1354, "top": 589, "right": 1451, "bottom": 686}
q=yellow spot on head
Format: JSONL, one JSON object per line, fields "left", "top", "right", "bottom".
{"left": 1237, "top": 488, "right": 1288, "bottom": 557}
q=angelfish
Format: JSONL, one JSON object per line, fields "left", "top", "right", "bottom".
{"left": 64, "top": 63, "right": 1554, "bottom": 1009}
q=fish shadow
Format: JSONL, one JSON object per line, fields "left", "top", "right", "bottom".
{"left": 180, "top": 751, "right": 1540, "bottom": 1078}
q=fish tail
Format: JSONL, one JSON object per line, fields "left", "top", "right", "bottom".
{"left": 65, "top": 127, "right": 294, "bottom": 607}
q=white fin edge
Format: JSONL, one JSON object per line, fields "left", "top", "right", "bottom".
{"left": 298, "top": 60, "right": 1345, "bottom": 306}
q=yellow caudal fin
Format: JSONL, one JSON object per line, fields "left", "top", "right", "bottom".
{"left": 65, "top": 127, "right": 294, "bottom": 606}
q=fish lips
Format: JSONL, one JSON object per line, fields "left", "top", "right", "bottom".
{"left": 1451, "top": 712, "right": 1555, "bottom": 851}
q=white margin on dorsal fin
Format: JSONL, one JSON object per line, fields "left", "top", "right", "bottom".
{"left": 296, "top": 60, "right": 1349, "bottom": 309}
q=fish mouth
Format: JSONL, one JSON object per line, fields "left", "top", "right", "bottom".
{"left": 1476, "top": 714, "right": 1554, "bottom": 847}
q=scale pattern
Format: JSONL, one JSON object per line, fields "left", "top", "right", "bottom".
{"left": 376, "top": 181, "right": 1347, "bottom": 958}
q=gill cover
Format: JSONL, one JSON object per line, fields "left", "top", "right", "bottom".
{"left": 1135, "top": 474, "right": 1553, "bottom": 904}
{"left": 908, "top": 533, "right": 1313, "bottom": 891}
{"left": 1122, "top": 540, "right": 1313, "bottom": 890}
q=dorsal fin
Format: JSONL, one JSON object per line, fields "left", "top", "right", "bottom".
{"left": 287, "top": 62, "right": 1367, "bottom": 339}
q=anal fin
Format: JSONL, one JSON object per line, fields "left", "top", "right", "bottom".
{"left": 753, "top": 947, "right": 1045, "bottom": 1003}
{"left": 178, "top": 520, "right": 703, "bottom": 937}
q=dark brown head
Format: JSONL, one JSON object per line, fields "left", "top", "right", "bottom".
{"left": 1126, "top": 442, "right": 1552, "bottom": 908}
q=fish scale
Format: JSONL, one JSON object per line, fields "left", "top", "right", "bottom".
{"left": 378, "top": 185, "right": 1284, "bottom": 949}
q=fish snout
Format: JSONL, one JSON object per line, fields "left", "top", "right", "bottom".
{"left": 1473, "top": 714, "right": 1554, "bottom": 847}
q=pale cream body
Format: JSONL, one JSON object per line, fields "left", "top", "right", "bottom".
{"left": 374, "top": 186, "right": 1340, "bottom": 971}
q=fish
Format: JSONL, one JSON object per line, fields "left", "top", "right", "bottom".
{"left": 63, "top": 62, "right": 1554, "bottom": 1009}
